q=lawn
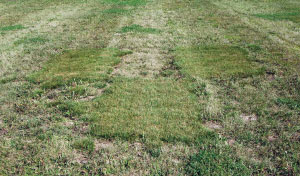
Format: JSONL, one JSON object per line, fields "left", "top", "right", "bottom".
{"left": 0, "top": 0, "right": 299, "bottom": 175}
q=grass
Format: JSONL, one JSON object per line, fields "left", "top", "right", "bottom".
{"left": 90, "top": 78, "right": 204, "bottom": 144}
{"left": 186, "top": 134, "right": 252, "bottom": 176}
{"left": 255, "top": 12, "right": 300, "bottom": 23}
{"left": 103, "top": 0, "right": 147, "bottom": 6}
{"left": 14, "top": 36, "right": 49, "bottom": 46}
{"left": 0, "top": 24, "right": 25, "bottom": 31}
{"left": 28, "top": 48, "right": 126, "bottom": 89}
{"left": 1, "top": 0, "right": 300, "bottom": 174}
{"left": 120, "top": 24, "right": 161, "bottom": 33}
{"left": 176, "top": 46, "right": 265, "bottom": 79}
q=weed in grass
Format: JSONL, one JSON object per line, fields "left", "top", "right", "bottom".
{"left": 66, "top": 85, "right": 88, "bottom": 97}
{"left": 120, "top": 24, "right": 161, "bottom": 34}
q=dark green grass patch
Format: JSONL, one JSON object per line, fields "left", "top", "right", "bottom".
{"left": 175, "top": 46, "right": 265, "bottom": 79}
{"left": 14, "top": 36, "right": 49, "bottom": 45}
{"left": 90, "top": 78, "right": 205, "bottom": 144}
{"left": 0, "top": 24, "right": 25, "bottom": 31}
{"left": 255, "top": 12, "right": 300, "bottom": 23}
{"left": 120, "top": 24, "right": 161, "bottom": 33}
{"left": 28, "top": 48, "right": 129, "bottom": 89}
{"left": 276, "top": 97, "right": 300, "bottom": 110}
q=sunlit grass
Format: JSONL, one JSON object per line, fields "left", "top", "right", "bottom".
{"left": 28, "top": 48, "right": 130, "bottom": 89}
{"left": 90, "top": 78, "right": 205, "bottom": 144}
{"left": 175, "top": 46, "right": 265, "bottom": 79}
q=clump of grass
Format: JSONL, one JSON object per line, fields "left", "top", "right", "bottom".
{"left": 66, "top": 85, "right": 88, "bottom": 97}
{"left": 73, "top": 137, "right": 95, "bottom": 153}
{"left": 49, "top": 100, "right": 86, "bottom": 118}
{"left": 0, "top": 24, "right": 25, "bottom": 31}
{"left": 120, "top": 24, "right": 161, "bottom": 33}
{"left": 175, "top": 46, "right": 265, "bottom": 79}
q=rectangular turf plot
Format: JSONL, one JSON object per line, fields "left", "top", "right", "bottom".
{"left": 28, "top": 48, "right": 128, "bottom": 89}
{"left": 175, "top": 46, "right": 264, "bottom": 79}
{"left": 90, "top": 78, "right": 206, "bottom": 144}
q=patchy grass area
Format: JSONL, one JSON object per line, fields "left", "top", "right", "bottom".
{"left": 0, "top": 0, "right": 300, "bottom": 175}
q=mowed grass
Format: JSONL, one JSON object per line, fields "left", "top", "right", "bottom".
{"left": 176, "top": 46, "right": 265, "bottom": 79}
{"left": 28, "top": 48, "right": 129, "bottom": 89}
{"left": 1, "top": 0, "right": 300, "bottom": 175}
{"left": 90, "top": 78, "right": 204, "bottom": 144}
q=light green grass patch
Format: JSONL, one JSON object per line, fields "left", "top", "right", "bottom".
{"left": 28, "top": 48, "right": 130, "bottom": 89}
{"left": 120, "top": 24, "right": 161, "bottom": 33}
{"left": 175, "top": 46, "right": 265, "bottom": 79}
{"left": 90, "top": 78, "right": 205, "bottom": 144}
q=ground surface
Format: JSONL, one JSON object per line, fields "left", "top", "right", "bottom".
{"left": 0, "top": 0, "right": 300, "bottom": 175}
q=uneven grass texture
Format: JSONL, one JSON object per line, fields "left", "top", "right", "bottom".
{"left": 0, "top": 0, "right": 300, "bottom": 175}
